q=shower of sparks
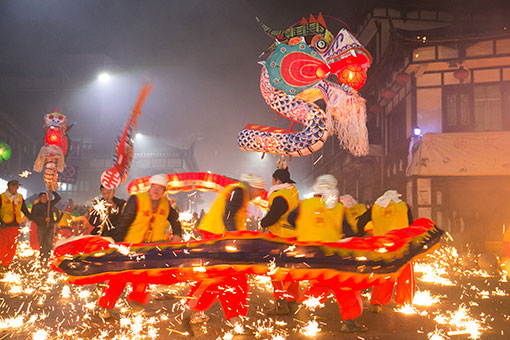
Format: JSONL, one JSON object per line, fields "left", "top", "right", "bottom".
{"left": 433, "top": 304, "right": 488, "bottom": 339}
{"left": 90, "top": 198, "right": 116, "bottom": 236}
{"left": 0, "top": 227, "right": 505, "bottom": 339}
{"left": 412, "top": 290, "right": 443, "bottom": 306}
{"left": 302, "top": 295, "right": 324, "bottom": 311}
{"left": 178, "top": 211, "right": 200, "bottom": 242}
{"left": 298, "top": 319, "right": 321, "bottom": 337}
{"left": 394, "top": 303, "right": 421, "bottom": 315}
{"left": 428, "top": 328, "right": 450, "bottom": 340}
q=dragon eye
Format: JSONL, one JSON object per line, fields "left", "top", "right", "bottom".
{"left": 314, "top": 39, "right": 328, "bottom": 52}
{"left": 48, "top": 114, "right": 54, "bottom": 120}
{"left": 311, "top": 34, "right": 329, "bottom": 53}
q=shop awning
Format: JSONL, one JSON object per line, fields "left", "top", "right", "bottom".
{"left": 406, "top": 131, "right": 510, "bottom": 176}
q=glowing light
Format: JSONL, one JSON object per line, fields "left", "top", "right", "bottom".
{"left": 299, "top": 319, "right": 321, "bottom": 337}
{"left": 178, "top": 211, "right": 193, "bottom": 222}
{"left": 19, "top": 170, "right": 32, "bottom": 178}
{"left": 428, "top": 328, "right": 449, "bottom": 340}
{"left": 413, "top": 290, "right": 443, "bottom": 306}
{"left": 193, "top": 266, "right": 207, "bottom": 273}
{"left": 394, "top": 303, "right": 418, "bottom": 315}
{"left": 225, "top": 245, "right": 238, "bottom": 253}
{"left": 33, "top": 329, "right": 48, "bottom": 340}
{"left": 302, "top": 295, "right": 324, "bottom": 311}
{"left": 61, "top": 285, "right": 71, "bottom": 299}
{"left": 97, "top": 72, "right": 111, "bottom": 82}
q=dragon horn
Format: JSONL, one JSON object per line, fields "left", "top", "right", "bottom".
{"left": 317, "top": 12, "right": 327, "bottom": 28}
{"left": 257, "top": 17, "right": 285, "bottom": 40}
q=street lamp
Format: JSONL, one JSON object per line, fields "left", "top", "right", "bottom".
{"left": 97, "top": 72, "right": 111, "bottom": 83}
{"left": 413, "top": 126, "right": 422, "bottom": 137}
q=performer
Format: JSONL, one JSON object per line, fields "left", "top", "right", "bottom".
{"left": 357, "top": 190, "right": 414, "bottom": 313}
{"left": 260, "top": 167, "right": 300, "bottom": 315}
{"left": 187, "top": 174, "right": 265, "bottom": 323}
{"left": 88, "top": 184, "right": 126, "bottom": 237}
{"left": 340, "top": 194, "right": 367, "bottom": 237}
{"left": 97, "top": 174, "right": 181, "bottom": 319}
{"left": 290, "top": 174, "right": 367, "bottom": 333}
{"left": 31, "top": 191, "right": 61, "bottom": 265}
{"left": 0, "top": 180, "right": 31, "bottom": 270}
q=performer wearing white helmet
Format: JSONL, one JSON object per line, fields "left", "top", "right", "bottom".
{"left": 97, "top": 174, "right": 182, "bottom": 318}
{"left": 187, "top": 174, "right": 266, "bottom": 324}
{"left": 356, "top": 190, "right": 414, "bottom": 313}
{"left": 289, "top": 174, "right": 367, "bottom": 333}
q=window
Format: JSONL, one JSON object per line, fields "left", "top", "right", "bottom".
{"left": 443, "top": 84, "right": 509, "bottom": 132}
{"left": 443, "top": 86, "right": 472, "bottom": 132}
{"left": 474, "top": 85, "right": 501, "bottom": 131}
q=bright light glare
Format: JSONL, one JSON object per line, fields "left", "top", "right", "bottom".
{"left": 135, "top": 133, "right": 143, "bottom": 139}
{"left": 413, "top": 127, "right": 422, "bottom": 136}
{"left": 97, "top": 72, "right": 111, "bottom": 82}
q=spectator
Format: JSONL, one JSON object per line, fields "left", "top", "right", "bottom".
{"left": 31, "top": 191, "right": 61, "bottom": 265}
{"left": 88, "top": 185, "right": 126, "bottom": 237}
{"left": 0, "top": 180, "right": 32, "bottom": 270}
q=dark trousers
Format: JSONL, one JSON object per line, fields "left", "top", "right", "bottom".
{"left": 37, "top": 223, "right": 55, "bottom": 264}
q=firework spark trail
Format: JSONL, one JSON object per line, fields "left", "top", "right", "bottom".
{"left": 401, "top": 242, "right": 505, "bottom": 340}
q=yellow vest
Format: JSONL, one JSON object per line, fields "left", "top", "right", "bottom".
{"left": 296, "top": 197, "right": 345, "bottom": 242}
{"left": 371, "top": 201, "right": 409, "bottom": 236}
{"left": 198, "top": 183, "right": 248, "bottom": 235}
{"left": 59, "top": 211, "right": 73, "bottom": 227}
{"left": 267, "top": 186, "right": 299, "bottom": 238}
{"left": 0, "top": 193, "right": 23, "bottom": 225}
{"left": 345, "top": 203, "right": 367, "bottom": 235}
{"left": 124, "top": 192, "right": 170, "bottom": 243}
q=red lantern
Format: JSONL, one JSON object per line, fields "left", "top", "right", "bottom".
{"left": 382, "top": 88, "right": 396, "bottom": 99}
{"left": 369, "top": 104, "right": 382, "bottom": 113}
{"left": 45, "top": 128, "right": 62, "bottom": 146}
{"left": 453, "top": 66, "right": 469, "bottom": 83}
{"left": 395, "top": 72, "right": 411, "bottom": 84}
{"left": 336, "top": 64, "right": 367, "bottom": 91}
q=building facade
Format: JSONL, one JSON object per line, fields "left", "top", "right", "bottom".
{"left": 310, "top": 7, "right": 510, "bottom": 242}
